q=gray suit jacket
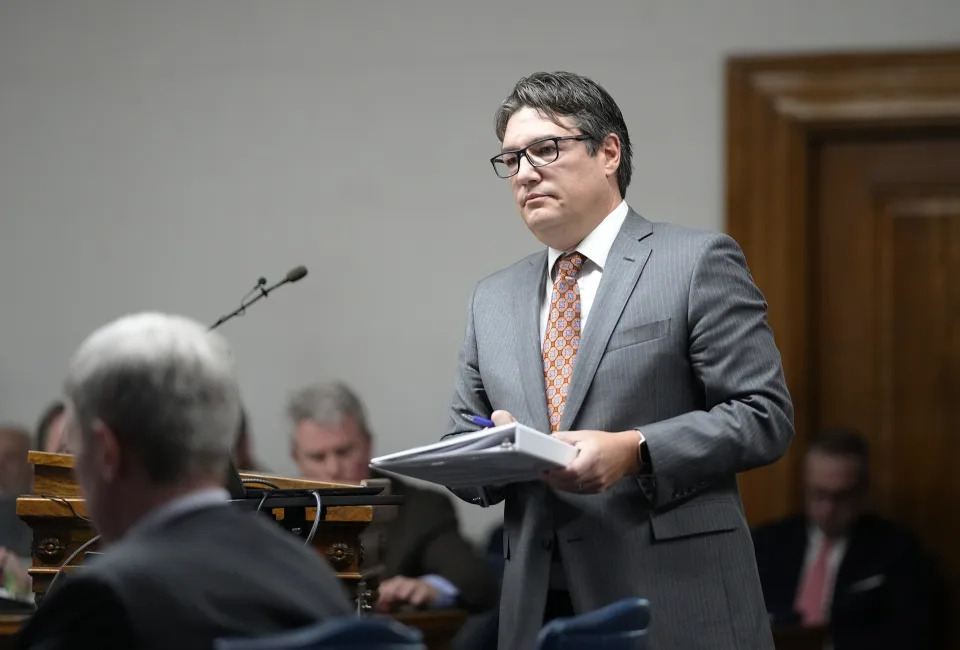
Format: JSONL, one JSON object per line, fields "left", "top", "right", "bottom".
{"left": 446, "top": 210, "right": 794, "bottom": 650}
{"left": 17, "top": 504, "right": 353, "bottom": 650}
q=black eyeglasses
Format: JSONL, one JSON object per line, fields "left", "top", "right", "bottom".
{"left": 490, "top": 135, "right": 592, "bottom": 179}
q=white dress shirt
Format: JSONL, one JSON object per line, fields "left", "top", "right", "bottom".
{"left": 539, "top": 200, "right": 629, "bottom": 344}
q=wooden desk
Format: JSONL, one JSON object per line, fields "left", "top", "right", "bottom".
{"left": 17, "top": 452, "right": 398, "bottom": 607}
{"left": 0, "top": 615, "right": 26, "bottom": 650}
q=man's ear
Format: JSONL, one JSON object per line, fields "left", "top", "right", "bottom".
{"left": 89, "top": 419, "right": 122, "bottom": 483}
{"left": 601, "top": 133, "right": 622, "bottom": 178}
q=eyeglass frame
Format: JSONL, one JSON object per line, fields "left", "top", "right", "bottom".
{"left": 489, "top": 134, "right": 593, "bottom": 179}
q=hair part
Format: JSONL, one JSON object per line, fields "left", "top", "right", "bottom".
{"left": 494, "top": 71, "right": 633, "bottom": 198}
{"left": 64, "top": 312, "right": 241, "bottom": 484}
{"left": 287, "top": 382, "right": 371, "bottom": 439}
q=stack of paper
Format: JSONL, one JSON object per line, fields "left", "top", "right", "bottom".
{"left": 369, "top": 423, "right": 578, "bottom": 488}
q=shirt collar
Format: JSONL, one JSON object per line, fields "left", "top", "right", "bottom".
{"left": 547, "top": 200, "right": 629, "bottom": 275}
{"left": 125, "top": 487, "right": 230, "bottom": 539}
{"left": 807, "top": 523, "right": 848, "bottom": 550}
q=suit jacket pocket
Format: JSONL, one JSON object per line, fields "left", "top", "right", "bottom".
{"left": 845, "top": 573, "right": 885, "bottom": 594}
{"left": 649, "top": 499, "right": 740, "bottom": 541}
{"left": 606, "top": 318, "right": 671, "bottom": 353}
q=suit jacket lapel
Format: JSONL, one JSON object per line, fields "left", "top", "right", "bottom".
{"left": 560, "top": 211, "right": 653, "bottom": 431}
{"left": 514, "top": 250, "right": 552, "bottom": 433}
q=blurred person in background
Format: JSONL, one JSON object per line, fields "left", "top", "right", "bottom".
{"left": 753, "top": 428, "right": 941, "bottom": 650}
{"left": 288, "top": 381, "right": 499, "bottom": 614}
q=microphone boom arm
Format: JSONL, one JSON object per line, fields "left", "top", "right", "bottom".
{"left": 209, "top": 266, "right": 307, "bottom": 331}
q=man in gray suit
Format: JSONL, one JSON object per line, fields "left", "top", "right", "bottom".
{"left": 446, "top": 71, "right": 795, "bottom": 649}
{"left": 17, "top": 312, "right": 352, "bottom": 650}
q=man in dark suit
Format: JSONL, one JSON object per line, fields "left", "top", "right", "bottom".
{"left": 288, "top": 382, "right": 499, "bottom": 614}
{"left": 445, "top": 71, "right": 794, "bottom": 650}
{"left": 17, "top": 312, "right": 353, "bottom": 650}
{"left": 752, "top": 429, "right": 939, "bottom": 650}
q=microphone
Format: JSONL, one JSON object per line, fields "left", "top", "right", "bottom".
{"left": 285, "top": 265, "right": 308, "bottom": 283}
{"left": 209, "top": 265, "right": 309, "bottom": 330}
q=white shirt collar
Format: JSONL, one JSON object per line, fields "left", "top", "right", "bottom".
{"left": 125, "top": 487, "right": 230, "bottom": 539}
{"left": 547, "top": 200, "right": 629, "bottom": 274}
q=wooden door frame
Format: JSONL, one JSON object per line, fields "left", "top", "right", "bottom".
{"left": 725, "top": 48, "right": 960, "bottom": 524}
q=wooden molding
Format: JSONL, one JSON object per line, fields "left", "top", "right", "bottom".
{"left": 725, "top": 48, "right": 960, "bottom": 524}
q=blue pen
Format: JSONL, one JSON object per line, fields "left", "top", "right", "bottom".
{"left": 461, "top": 413, "right": 495, "bottom": 428}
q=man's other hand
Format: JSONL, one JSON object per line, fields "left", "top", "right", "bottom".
{"left": 376, "top": 576, "right": 441, "bottom": 611}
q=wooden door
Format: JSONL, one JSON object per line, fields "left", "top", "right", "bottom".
{"left": 726, "top": 50, "right": 960, "bottom": 648}
{"left": 816, "top": 137, "right": 960, "bottom": 641}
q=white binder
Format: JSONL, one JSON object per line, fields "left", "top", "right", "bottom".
{"left": 369, "top": 423, "right": 577, "bottom": 488}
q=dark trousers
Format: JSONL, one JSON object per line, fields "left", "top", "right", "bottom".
{"left": 543, "top": 589, "right": 575, "bottom": 624}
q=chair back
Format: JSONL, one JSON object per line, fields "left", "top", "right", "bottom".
{"left": 535, "top": 597, "right": 651, "bottom": 650}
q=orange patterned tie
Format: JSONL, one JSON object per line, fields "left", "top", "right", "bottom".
{"left": 543, "top": 252, "right": 585, "bottom": 432}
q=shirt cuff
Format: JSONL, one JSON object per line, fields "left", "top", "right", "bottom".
{"left": 419, "top": 574, "right": 460, "bottom": 608}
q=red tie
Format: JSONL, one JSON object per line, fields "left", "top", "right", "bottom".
{"left": 543, "top": 252, "right": 584, "bottom": 432}
{"left": 795, "top": 537, "right": 835, "bottom": 625}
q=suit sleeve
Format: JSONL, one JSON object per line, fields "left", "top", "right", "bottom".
{"left": 639, "top": 234, "right": 795, "bottom": 508}
{"left": 17, "top": 575, "right": 136, "bottom": 650}
{"left": 414, "top": 492, "right": 500, "bottom": 612}
{"left": 443, "top": 283, "right": 507, "bottom": 507}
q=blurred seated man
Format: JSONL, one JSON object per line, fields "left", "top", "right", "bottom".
{"left": 17, "top": 313, "right": 353, "bottom": 650}
{"left": 0, "top": 425, "right": 33, "bottom": 599}
{"left": 752, "top": 428, "right": 939, "bottom": 650}
{"left": 288, "top": 382, "right": 499, "bottom": 613}
{"left": 34, "top": 401, "right": 67, "bottom": 453}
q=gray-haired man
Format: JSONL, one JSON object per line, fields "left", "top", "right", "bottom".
{"left": 18, "top": 313, "right": 352, "bottom": 650}
{"left": 288, "top": 382, "right": 499, "bottom": 614}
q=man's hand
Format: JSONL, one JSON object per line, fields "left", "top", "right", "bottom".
{"left": 490, "top": 410, "right": 517, "bottom": 426}
{"left": 489, "top": 411, "right": 641, "bottom": 494}
{"left": 543, "top": 430, "right": 641, "bottom": 494}
{"left": 376, "top": 576, "right": 441, "bottom": 611}
{"left": 0, "top": 546, "right": 32, "bottom": 597}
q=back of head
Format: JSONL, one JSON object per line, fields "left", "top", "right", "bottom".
{"left": 64, "top": 312, "right": 241, "bottom": 485}
{"left": 35, "top": 401, "right": 66, "bottom": 452}
{"left": 494, "top": 71, "right": 633, "bottom": 197}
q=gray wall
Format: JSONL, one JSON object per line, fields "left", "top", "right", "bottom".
{"left": 2, "top": 0, "right": 958, "bottom": 543}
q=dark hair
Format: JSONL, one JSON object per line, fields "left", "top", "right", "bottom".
{"left": 494, "top": 71, "right": 633, "bottom": 198}
{"left": 808, "top": 428, "right": 870, "bottom": 487}
{"left": 232, "top": 408, "right": 258, "bottom": 471}
{"left": 35, "top": 400, "right": 65, "bottom": 451}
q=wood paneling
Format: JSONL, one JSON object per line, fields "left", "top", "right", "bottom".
{"left": 726, "top": 48, "right": 960, "bottom": 524}
{"left": 726, "top": 49, "right": 960, "bottom": 648}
